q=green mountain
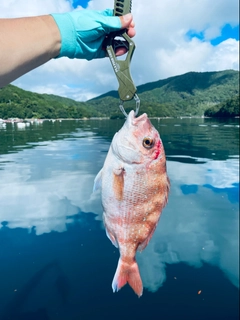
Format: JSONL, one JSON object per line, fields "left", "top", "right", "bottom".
{"left": 0, "top": 85, "right": 93, "bottom": 119}
{"left": 204, "top": 94, "right": 239, "bottom": 117}
{"left": 0, "top": 70, "right": 239, "bottom": 119}
{"left": 88, "top": 69, "right": 239, "bottom": 118}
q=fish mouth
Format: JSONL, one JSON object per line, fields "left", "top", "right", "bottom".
{"left": 126, "top": 110, "right": 149, "bottom": 128}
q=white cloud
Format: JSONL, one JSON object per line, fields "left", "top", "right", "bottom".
{"left": 1, "top": 0, "right": 239, "bottom": 100}
{"left": 208, "top": 39, "right": 240, "bottom": 71}
{"left": 154, "top": 37, "right": 239, "bottom": 83}
{"left": 0, "top": 0, "right": 72, "bottom": 17}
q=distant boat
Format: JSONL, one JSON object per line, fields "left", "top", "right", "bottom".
{"left": 16, "top": 122, "right": 26, "bottom": 129}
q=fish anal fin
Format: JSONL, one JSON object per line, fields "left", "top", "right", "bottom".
{"left": 138, "top": 225, "right": 157, "bottom": 252}
{"left": 105, "top": 226, "right": 118, "bottom": 248}
{"left": 112, "top": 259, "right": 143, "bottom": 297}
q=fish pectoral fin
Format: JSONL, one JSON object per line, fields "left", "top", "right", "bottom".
{"left": 113, "top": 166, "right": 124, "bottom": 176}
{"left": 93, "top": 168, "right": 103, "bottom": 192}
{"left": 113, "top": 166, "right": 125, "bottom": 201}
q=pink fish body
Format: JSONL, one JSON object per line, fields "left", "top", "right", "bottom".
{"left": 94, "top": 111, "right": 170, "bottom": 297}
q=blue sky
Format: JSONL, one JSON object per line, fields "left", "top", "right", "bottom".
{"left": 76, "top": 0, "right": 239, "bottom": 47}
{"left": 187, "top": 23, "right": 239, "bottom": 46}
{"left": 74, "top": 0, "right": 239, "bottom": 47}
{"left": 72, "top": 0, "right": 89, "bottom": 9}
{"left": 0, "top": 0, "right": 239, "bottom": 100}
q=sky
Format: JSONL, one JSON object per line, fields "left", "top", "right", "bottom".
{"left": 1, "top": 0, "right": 239, "bottom": 101}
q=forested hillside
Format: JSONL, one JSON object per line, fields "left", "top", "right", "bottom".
{"left": 0, "top": 70, "right": 239, "bottom": 119}
{"left": 0, "top": 85, "right": 94, "bottom": 119}
{"left": 204, "top": 94, "right": 239, "bottom": 117}
{"left": 88, "top": 70, "right": 239, "bottom": 118}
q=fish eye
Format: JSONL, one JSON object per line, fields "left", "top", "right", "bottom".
{"left": 142, "top": 137, "right": 154, "bottom": 149}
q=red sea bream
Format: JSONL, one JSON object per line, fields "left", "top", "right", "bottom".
{"left": 94, "top": 110, "right": 170, "bottom": 297}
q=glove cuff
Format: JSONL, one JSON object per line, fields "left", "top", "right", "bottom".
{"left": 51, "top": 13, "right": 76, "bottom": 59}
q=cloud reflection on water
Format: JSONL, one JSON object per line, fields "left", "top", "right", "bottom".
{"left": 0, "top": 137, "right": 239, "bottom": 294}
{"left": 0, "top": 136, "right": 102, "bottom": 235}
{"left": 138, "top": 159, "right": 239, "bottom": 292}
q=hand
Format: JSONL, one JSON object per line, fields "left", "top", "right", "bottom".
{"left": 115, "top": 14, "right": 135, "bottom": 57}
{"left": 51, "top": 9, "right": 136, "bottom": 61}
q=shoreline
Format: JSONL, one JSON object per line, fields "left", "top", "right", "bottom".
{"left": 0, "top": 115, "right": 238, "bottom": 124}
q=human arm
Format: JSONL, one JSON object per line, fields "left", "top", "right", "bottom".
{"left": 0, "top": 10, "right": 135, "bottom": 88}
{"left": 0, "top": 15, "right": 60, "bottom": 88}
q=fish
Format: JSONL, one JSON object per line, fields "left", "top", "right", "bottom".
{"left": 94, "top": 110, "right": 170, "bottom": 297}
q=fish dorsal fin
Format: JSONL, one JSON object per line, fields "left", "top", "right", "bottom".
{"left": 93, "top": 168, "right": 103, "bottom": 192}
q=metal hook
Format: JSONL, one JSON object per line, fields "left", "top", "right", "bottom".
{"left": 119, "top": 93, "right": 140, "bottom": 118}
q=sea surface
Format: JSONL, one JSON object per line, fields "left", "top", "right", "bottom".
{"left": 0, "top": 117, "right": 239, "bottom": 320}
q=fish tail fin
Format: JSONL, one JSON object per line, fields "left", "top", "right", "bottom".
{"left": 112, "top": 258, "right": 143, "bottom": 297}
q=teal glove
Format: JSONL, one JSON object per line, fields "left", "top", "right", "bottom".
{"left": 51, "top": 9, "right": 122, "bottom": 60}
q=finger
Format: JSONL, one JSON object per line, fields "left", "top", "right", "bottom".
{"left": 127, "top": 27, "right": 136, "bottom": 38}
{"left": 115, "top": 47, "right": 128, "bottom": 56}
{"left": 120, "top": 13, "right": 133, "bottom": 29}
{"left": 130, "top": 20, "right": 135, "bottom": 28}
{"left": 120, "top": 14, "right": 136, "bottom": 38}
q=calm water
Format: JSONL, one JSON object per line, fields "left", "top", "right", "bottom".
{"left": 0, "top": 117, "right": 239, "bottom": 320}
